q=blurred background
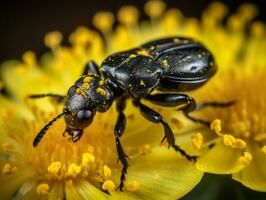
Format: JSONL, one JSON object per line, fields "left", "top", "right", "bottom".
{"left": 0, "top": 0, "right": 266, "bottom": 199}
{"left": 0, "top": 0, "right": 265, "bottom": 63}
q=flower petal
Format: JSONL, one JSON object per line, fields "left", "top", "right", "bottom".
{"left": 197, "top": 140, "right": 243, "bottom": 174}
{"left": 113, "top": 146, "right": 203, "bottom": 200}
{"left": 233, "top": 142, "right": 266, "bottom": 192}
{"left": 75, "top": 179, "right": 108, "bottom": 200}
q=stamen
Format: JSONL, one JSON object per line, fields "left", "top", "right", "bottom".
{"left": 2, "top": 163, "right": 17, "bottom": 175}
{"left": 93, "top": 12, "right": 114, "bottom": 33}
{"left": 210, "top": 119, "right": 222, "bottom": 135}
{"left": 191, "top": 133, "right": 203, "bottom": 150}
{"left": 102, "top": 180, "right": 115, "bottom": 191}
{"left": 36, "top": 183, "right": 49, "bottom": 195}
{"left": 2, "top": 143, "right": 13, "bottom": 152}
{"left": 231, "top": 138, "right": 246, "bottom": 149}
{"left": 117, "top": 6, "right": 139, "bottom": 26}
{"left": 82, "top": 152, "right": 95, "bottom": 166}
{"left": 238, "top": 152, "right": 252, "bottom": 166}
{"left": 67, "top": 163, "right": 81, "bottom": 177}
{"left": 125, "top": 180, "right": 140, "bottom": 191}
{"left": 47, "top": 161, "right": 62, "bottom": 176}
{"left": 144, "top": 0, "right": 166, "bottom": 19}
{"left": 103, "top": 165, "right": 112, "bottom": 178}
{"left": 44, "top": 31, "right": 63, "bottom": 49}
{"left": 223, "top": 134, "right": 236, "bottom": 147}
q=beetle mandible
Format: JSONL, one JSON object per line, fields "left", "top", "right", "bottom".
{"left": 30, "top": 37, "right": 234, "bottom": 191}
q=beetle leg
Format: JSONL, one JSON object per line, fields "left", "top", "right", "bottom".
{"left": 28, "top": 93, "right": 65, "bottom": 103}
{"left": 183, "top": 99, "right": 236, "bottom": 126}
{"left": 115, "top": 98, "right": 129, "bottom": 191}
{"left": 82, "top": 60, "right": 101, "bottom": 76}
{"left": 133, "top": 100, "right": 197, "bottom": 162}
{"left": 194, "top": 101, "right": 236, "bottom": 111}
{"left": 145, "top": 93, "right": 232, "bottom": 126}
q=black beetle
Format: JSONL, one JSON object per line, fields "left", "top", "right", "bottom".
{"left": 30, "top": 37, "right": 234, "bottom": 190}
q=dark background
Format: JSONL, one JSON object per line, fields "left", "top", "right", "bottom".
{"left": 0, "top": 0, "right": 265, "bottom": 63}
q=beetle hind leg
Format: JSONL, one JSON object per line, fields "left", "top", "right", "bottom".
{"left": 182, "top": 99, "right": 236, "bottom": 126}
{"left": 133, "top": 100, "right": 197, "bottom": 162}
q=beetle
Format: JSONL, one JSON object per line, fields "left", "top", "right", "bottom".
{"left": 30, "top": 37, "right": 234, "bottom": 191}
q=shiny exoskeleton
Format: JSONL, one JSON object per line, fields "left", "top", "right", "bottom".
{"left": 30, "top": 37, "right": 234, "bottom": 191}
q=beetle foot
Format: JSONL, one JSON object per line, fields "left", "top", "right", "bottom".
{"left": 116, "top": 182, "right": 124, "bottom": 192}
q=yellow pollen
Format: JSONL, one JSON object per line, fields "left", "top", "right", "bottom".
{"left": 93, "top": 11, "right": 114, "bottom": 32}
{"left": 238, "top": 152, "right": 252, "bottom": 166}
{"left": 125, "top": 180, "right": 140, "bottom": 191}
{"left": 76, "top": 88, "right": 87, "bottom": 97}
{"left": 137, "top": 49, "right": 149, "bottom": 56}
{"left": 67, "top": 163, "right": 81, "bottom": 177}
{"left": 210, "top": 119, "right": 222, "bottom": 135}
{"left": 36, "top": 183, "right": 49, "bottom": 195}
{"left": 139, "top": 144, "right": 151, "bottom": 154}
{"left": 144, "top": 0, "right": 166, "bottom": 18}
{"left": 163, "top": 59, "right": 170, "bottom": 67}
{"left": 261, "top": 146, "right": 266, "bottom": 155}
{"left": 102, "top": 180, "right": 115, "bottom": 191}
{"left": 47, "top": 161, "right": 62, "bottom": 175}
{"left": 81, "top": 82, "right": 90, "bottom": 90}
{"left": 2, "top": 163, "right": 17, "bottom": 175}
{"left": 83, "top": 76, "right": 93, "bottom": 83}
{"left": 44, "top": 31, "right": 63, "bottom": 49}
{"left": 99, "top": 80, "right": 104, "bottom": 85}
{"left": 140, "top": 80, "right": 146, "bottom": 86}
{"left": 231, "top": 138, "right": 246, "bottom": 149}
{"left": 2, "top": 143, "right": 13, "bottom": 152}
{"left": 118, "top": 6, "right": 139, "bottom": 25}
{"left": 223, "top": 134, "right": 236, "bottom": 147}
{"left": 129, "top": 54, "right": 137, "bottom": 58}
{"left": 96, "top": 87, "right": 107, "bottom": 96}
{"left": 103, "top": 165, "right": 112, "bottom": 178}
{"left": 191, "top": 132, "right": 203, "bottom": 150}
{"left": 82, "top": 152, "right": 95, "bottom": 166}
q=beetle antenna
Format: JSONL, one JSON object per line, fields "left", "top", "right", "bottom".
{"left": 33, "top": 109, "right": 70, "bottom": 147}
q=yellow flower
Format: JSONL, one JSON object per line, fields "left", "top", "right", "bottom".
{"left": 170, "top": 2, "right": 266, "bottom": 192}
{"left": 0, "top": 1, "right": 208, "bottom": 199}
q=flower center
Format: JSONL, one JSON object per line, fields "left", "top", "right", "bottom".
{"left": 4, "top": 105, "right": 127, "bottom": 190}
{"left": 196, "top": 70, "right": 266, "bottom": 143}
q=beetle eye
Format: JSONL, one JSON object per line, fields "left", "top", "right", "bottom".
{"left": 76, "top": 110, "right": 93, "bottom": 123}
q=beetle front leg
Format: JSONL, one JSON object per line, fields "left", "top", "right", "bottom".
{"left": 114, "top": 98, "right": 129, "bottom": 191}
{"left": 82, "top": 60, "right": 101, "bottom": 76}
{"left": 133, "top": 100, "right": 197, "bottom": 162}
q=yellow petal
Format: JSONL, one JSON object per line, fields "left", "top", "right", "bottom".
{"left": 233, "top": 142, "right": 266, "bottom": 192}
{"left": 113, "top": 146, "right": 203, "bottom": 200}
{"left": 75, "top": 179, "right": 108, "bottom": 200}
{"left": 0, "top": 169, "right": 34, "bottom": 200}
{"left": 197, "top": 140, "right": 244, "bottom": 174}
{"left": 49, "top": 183, "right": 64, "bottom": 200}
